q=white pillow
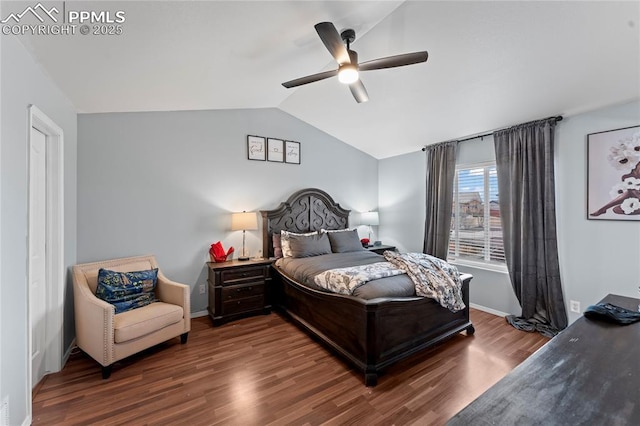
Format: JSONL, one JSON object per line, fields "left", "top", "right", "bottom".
{"left": 281, "top": 230, "right": 317, "bottom": 258}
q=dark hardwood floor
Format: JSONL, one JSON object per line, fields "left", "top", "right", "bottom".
{"left": 33, "top": 309, "right": 548, "bottom": 425}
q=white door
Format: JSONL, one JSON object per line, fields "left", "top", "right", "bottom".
{"left": 29, "top": 126, "right": 47, "bottom": 387}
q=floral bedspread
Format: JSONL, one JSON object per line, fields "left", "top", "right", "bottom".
{"left": 384, "top": 251, "right": 465, "bottom": 312}
{"left": 313, "top": 261, "right": 406, "bottom": 295}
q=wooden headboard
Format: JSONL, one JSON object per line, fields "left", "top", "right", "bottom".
{"left": 260, "top": 188, "right": 350, "bottom": 258}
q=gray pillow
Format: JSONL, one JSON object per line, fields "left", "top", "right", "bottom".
{"left": 288, "top": 232, "right": 332, "bottom": 258}
{"left": 327, "top": 229, "right": 364, "bottom": 253}
{"left": 272, "top": 234, "right": 283, "bottom": 258}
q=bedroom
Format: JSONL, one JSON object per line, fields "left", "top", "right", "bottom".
{"left": 1, "top": 1, "right": 639, "bottom": 425}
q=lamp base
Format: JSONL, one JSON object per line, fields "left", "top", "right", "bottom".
{"left": 238, "top": 256, "right": 250, "bottom": 261}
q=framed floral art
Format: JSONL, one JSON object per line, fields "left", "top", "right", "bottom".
{"left": 587, "top": 125, "right": 640, "bottom": 220}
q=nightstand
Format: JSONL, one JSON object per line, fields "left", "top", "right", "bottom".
{"left": 207, "top": 258, "right": 273, "bottom": 326}
{"left": 366, "top": 244, "right": 396, "bottom": 255}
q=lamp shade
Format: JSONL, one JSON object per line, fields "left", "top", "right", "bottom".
{"left": 231, "top": 211, "right": 258, "bottom": 231}
{"left": 361, "top": 211, "right": 379, "bottom": 226}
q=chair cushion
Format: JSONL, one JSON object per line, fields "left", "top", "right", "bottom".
{"left": 96, "top": 268, "right": 158, "bottom": 314}
{"left": 114, "top": 302, "right": 183, "bottom": 343}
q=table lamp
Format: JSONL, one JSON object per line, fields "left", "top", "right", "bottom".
{"left": 231, "top": 211, "right": 258, "bottom": 261}
{"left": 361, "top": 211, "right": 379, "bottom": 242}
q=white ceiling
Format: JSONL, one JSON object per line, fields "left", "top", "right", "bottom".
{"left": 15, "top": 1, "right": 640, "bottom": 159}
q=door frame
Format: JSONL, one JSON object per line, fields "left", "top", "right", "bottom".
{"left": 26, "top": 105, "right": 64, "bottom": 413}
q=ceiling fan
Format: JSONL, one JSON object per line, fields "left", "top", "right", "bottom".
{"left": 282, "top": 22, "right": 429, "bottom": 103}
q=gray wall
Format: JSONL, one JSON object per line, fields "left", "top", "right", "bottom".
{"left": 0, "top": 35, "right": 77, "bottom": 426}
{"left": 555, "top": 100, "right": 640, "bottom": 323}
{"left": 378, "top": 152, "right": 425, "bottom": 251}
{"left": 77, "top": 109, "right": 378, "bottom": 314}
{"left": 379, "top": 100, "right": 640, "bottom": 320}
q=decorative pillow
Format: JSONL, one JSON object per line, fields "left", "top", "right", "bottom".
{"left": 281, "top": 230, "right": 317, "bottom": 258}
{"left": 320, "top": 228, "right": 356, "bottom": 233}
{"left": 288, "top": 232, "right": 332, "bottom": 258}
{"left": 327, "top": 229, "right": 364, "bottom": 253}
{"left": 272, "top": 233, "right": 283, "bottom": 258}
{"left": 95, "top": 268, "right": 158, "bottom": 314}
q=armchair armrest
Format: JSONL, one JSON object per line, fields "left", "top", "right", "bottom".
{"left": 72, "top": 269, "right": 115, "bottom": 366}
{"left": 156, "top": 272, "right": 191, "bottom": 332}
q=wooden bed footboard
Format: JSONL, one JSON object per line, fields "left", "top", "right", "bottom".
{"left": 273, "top": 267, "right": 474, "bottom": 386}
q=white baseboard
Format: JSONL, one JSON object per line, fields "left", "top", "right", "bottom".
{"left": 191, "top": 310, "right": 208, "bottom": 318}
{"left": 470, "top": 303, "right": 510, "bottom": 318}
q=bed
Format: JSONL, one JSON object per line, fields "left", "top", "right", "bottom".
{"left": 261, "top": 188, "right": 474, "bottom": 386}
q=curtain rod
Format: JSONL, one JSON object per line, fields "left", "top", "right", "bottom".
{"left": 422, "top": 115, "right": 563, "bottom": 151}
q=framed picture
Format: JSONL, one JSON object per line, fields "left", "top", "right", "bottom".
{"left": 267, "top": 138, "right": 284, "bottom": 162}
{"left": 285, "top": 141, "right": 301, "bottom": 164}
{"left": 247, "top": 135, "right": 266, "bottom": 161}
{"left": 587, "top": 125, "right": 640, "bottom": 221}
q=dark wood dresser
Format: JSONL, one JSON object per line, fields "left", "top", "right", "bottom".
{"left": 448, "top": 293, "right": 640, "bottom": 425}
{"left": 207, "top": 258, "right": 273, "bottom": 326}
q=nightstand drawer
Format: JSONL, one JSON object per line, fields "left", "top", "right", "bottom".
{"left": 207, "top": 258, "right": 274, "bottom": 326}
{"left": 223, "top": 295, "right": 265, "bottom": 315}
{"left": 222, "top": 283, "right": 264, "bottom": 300}
{"left": 221, "top": 267, "right": 265, "bottom": 283}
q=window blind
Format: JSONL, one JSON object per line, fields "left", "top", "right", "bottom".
{"left": 449, "top": 164, "right": 505, "bottom": 265}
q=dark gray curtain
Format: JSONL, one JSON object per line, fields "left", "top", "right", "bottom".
{"left": 423, "top": 141, "right": 458, "bottom": 260}
{"left": 494, "top": 119, "right": 567, "bottom": 337}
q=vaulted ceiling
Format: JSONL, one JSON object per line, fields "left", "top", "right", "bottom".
{"left": 14, "top": 1, "right": 640, "bottom": 158}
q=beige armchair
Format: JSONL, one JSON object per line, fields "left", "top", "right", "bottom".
{"left": 72, "top": 255, "right": 191, "bottom": 378}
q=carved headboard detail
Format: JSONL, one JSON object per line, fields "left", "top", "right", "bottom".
{"left": 261, "top": 188, "right": 350, "bottom": 258}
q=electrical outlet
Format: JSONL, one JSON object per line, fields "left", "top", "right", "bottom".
{"left": 199, "top": 284, "right": 206, "bottom": 295}
{"left": 570, "top": 300, "right": 580, "bottom": 313}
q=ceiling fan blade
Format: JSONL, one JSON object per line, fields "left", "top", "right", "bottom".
{"left": 315, "top": 22, "right": 350, "bottom": 65}
{"left": 349, "top": 80, "right": 369, "bottom": 103}
{"left": 282, "top": 69, "right": 338, "bottom": 88}
{"left": 359, "top": 51, "right": 428, "bottom": 71}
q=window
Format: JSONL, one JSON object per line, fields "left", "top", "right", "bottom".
{"left": 448, "top": 162, "right": 506, "bottom": 268}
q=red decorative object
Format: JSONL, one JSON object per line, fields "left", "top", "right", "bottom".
{"left": 209, "top": 241, "right": 234, "bottom": 262}
{"left": 360, "top": 238, "right": 370, "bottom": 248}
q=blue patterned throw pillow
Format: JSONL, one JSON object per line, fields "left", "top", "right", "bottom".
{"left": 96, "top": 268, "right": 158, "bottom": 314}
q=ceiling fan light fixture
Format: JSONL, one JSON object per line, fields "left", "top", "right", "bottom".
{"left": 338, "top": 64, "right": 359, "bottom": 84}
{"left": 281, "top": 22, "right": 429, "bottom": 102}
